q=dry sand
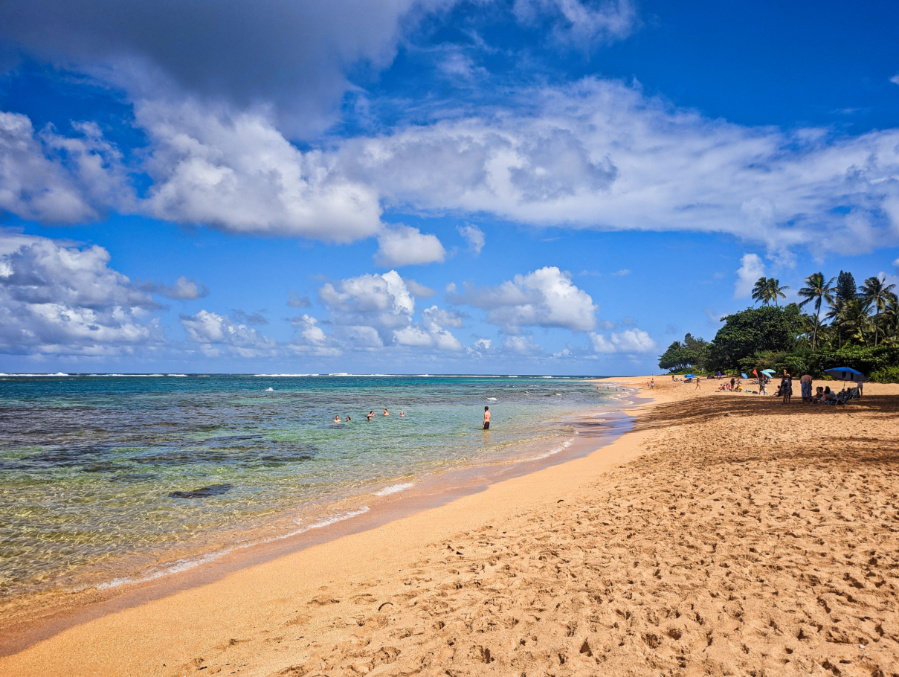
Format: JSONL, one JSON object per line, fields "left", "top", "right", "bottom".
{"left": 2, "top": 377, "right": 898, "bottom": 676}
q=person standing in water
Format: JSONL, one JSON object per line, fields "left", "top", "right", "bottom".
{"left": 366, "top": 411, "right": 374, "bottom": 421}
{"left": 383, "top": 408, "right": 390, "bottom": 416}
{"left": 483, "top": 406, "right": 491, "bottom": 430}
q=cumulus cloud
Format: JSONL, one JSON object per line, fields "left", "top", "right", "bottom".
{"left": 0, "top": 111, "right": 130, "bottom": 224}
{"left": 891, "top": 74, "right": 899, "bottom": 86}
{"left": 375, "top": 224, "right": 446, "bottom": 266}
{"left": 458, "top": 224, "right": 485, "bottom": 255}
{"left": 138, "top": 100, "right": 382, "bottom": 241}
{"left": 590, "top": 328, "right": 655, "bottom": 353}
{"left": 502, "top": 335, "right": 544, "bottom": 355}
{"left": 318, "top": 270, "right": 462, "bottom": 351}
{"left": 0, "top": 233, "right": 161, "bottom": 356}
{"left": 142, "top": 275, "right": 209, "bottom": 300}
{"left": 734, "top": 253, "right": 765, "bottom": 299}
{"left": 180, "top": 309, "right": 276, "bottom": 357}
{"left": 452, "top": 266, "right": 596, "bottom": 333}
{"left": 288, "top": 313, "right": 341, "bottom": 356}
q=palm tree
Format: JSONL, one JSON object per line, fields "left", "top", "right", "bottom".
{"left": 797, "top": 272, "right": 835, "bottom": 349}
{"left": 839, "top": 298, "right": 873, "bottom": 346}
{"left": 765, "top": 278, "right": 789, "bottom": 307}
{"left": 751, "top": 277, "right": 771, "bottom": 305}
{"left": 860, "top": 275, "right": 898, "bottom": 346}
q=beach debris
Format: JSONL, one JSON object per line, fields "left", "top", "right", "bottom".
{"left": 724, "top": 412, "right": 731, "bottom": 417}
{"left": 378, "top": 601, "right": 393, "bottom": 611}
{"left": 168, "top": 483, "right": 233, "bottom": 499}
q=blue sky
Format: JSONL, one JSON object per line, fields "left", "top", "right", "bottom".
{"left": 1, "top": 0, "right": 898, "bottom": 374}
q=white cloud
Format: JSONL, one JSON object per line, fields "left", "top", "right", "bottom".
{"left": 287, "top": 291, "right": 312, "bottom": 308}
{"left": 317, "top": 270, "right": 462, "bottom": 351}
{"left": 344, "top": 78, "right": 899, "bottom": 256}
{"left": 891, "top": 74, "right": 899, "bottom": 86}
{"left": 0, "top": 112, "right": 129, "bottom": 224}
{"left": 375, "top": 224, "right": 446, "bottom": 266}
{"left": 502, "top": 335, "right": 544, "bottom": 355}
{"left": 453, "top": 266, "right": 596, "bottom": 332}
{"left": 138, "top": 100, "right": 382, "bottom": 241}
{"left": 610, "top": 268, "right": 629, "bottom": 276}
{"left": 590, "top": 328, "right": 655, "bottom": 353}
{"left": 734, "top": 253, "right": 765, "bottom": 299}
{"left": 288, "top": 314, "right": 341, "bottom": 357}
{"left": 180, "top": 309, "right": 276, "bottom": 357}
{"left": 0, "top": 233, "right": 161, "bottom": 356}
{"left": 458, "top": 223, "right": 485, "bottom": 255}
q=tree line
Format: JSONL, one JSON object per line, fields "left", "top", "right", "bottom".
{"left": 659, "top": 270, "right": 899, "bottom": 382}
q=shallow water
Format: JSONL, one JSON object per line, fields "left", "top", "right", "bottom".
{"left": 0, "top": 374, "right": 629, "bottom": 607}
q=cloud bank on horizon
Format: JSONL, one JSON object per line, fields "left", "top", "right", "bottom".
{"left": 0, "top": 0, "right": 897, "bottom": 371}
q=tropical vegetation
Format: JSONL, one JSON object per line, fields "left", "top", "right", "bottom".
{"left": 658, "top": 270, "right": 899, "bottom": 382}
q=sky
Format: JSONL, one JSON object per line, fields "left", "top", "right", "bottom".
{"left": 1, "top": 0, "right": 898, "bottom": 375}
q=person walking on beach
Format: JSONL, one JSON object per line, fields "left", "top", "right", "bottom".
{"left": 650, "top": 378, "right": 654, "bottom": 389}
{"left": 695, "top": 377, "right": 701, "bottom": 390}
{"left": 483, "top": 406, "right": 491, "bottom": 430}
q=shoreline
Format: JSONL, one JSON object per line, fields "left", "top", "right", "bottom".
{"left": 0, "top": 385, "right": 642, "bottom": 658}
{"left": 4, "top": 377, "right": 897, "bottom": 675}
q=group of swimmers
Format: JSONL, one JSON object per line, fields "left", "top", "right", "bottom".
{"left": 332, "top": 408, "right": 404, "bottom": 423}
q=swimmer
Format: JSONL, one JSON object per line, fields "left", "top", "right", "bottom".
{"left": 400, "top": 411, "right": 404, "bottom": 417}
{"left": 345, "top": 415, "right": 351, "bottom": 422}
{"left": 366, "top": 411, "right": 374, "bottom": 421}
{"left": 333, "top": 415, "right": 341, "bottom": 424}
{"left": 383, "top": 408, "right": 389, "bottom": 416}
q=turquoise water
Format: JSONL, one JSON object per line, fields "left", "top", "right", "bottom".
{"left": 0, "top": 373, "right": 629, "bottom": 605}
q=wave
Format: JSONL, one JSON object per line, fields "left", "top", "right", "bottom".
{"left": 166, "top": 374, "right": 188, "bottom": 377}
{"left": 96, "top": 506, "right": 371, "bottom": 591}
{"left": 5, "top": 372, "right": 71, "bottom": 377}
{"left": 374, "top": 482, "right": 414, "bottom": 496}
{"left": 254, "top": 373, "right": 319, "bottom": 377}
{"left": 525, "top": 439, "right": 573, "bottom": 461}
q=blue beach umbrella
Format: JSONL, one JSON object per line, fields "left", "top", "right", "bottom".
{"left": 760, "top": 369, "right": 776, "bottom": 376}
{"left": 824, "top": 367, "right": 866, "bottom": 382}
{"left": 684, "top": 373, "right": 695, "bottom": 379}
{"left": 740, "top": 373, "right": 748, "bottom": 379}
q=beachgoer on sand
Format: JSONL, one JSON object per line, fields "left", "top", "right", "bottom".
{"left": 483, "top": 406, "right": 491, "bottom": 430}
{"left": 781, "top": 373, "right": 793, "bottom": 404}
{"left": 800, "top": 373, "right": 813, "bottom": 403}
{"left": 650, "top": 378, "right": 654, "bottom": 389}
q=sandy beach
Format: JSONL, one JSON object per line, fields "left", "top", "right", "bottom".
{"left": 2, "top": 377, "right": 898, "bottom": 676}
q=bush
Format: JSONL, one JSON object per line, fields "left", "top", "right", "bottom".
{"left": 868, "top": 365, "right": 899, "bottom": 383}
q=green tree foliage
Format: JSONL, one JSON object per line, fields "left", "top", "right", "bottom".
{"left": 662, "top": 268, "right": 899, "bottom": 381}
{"left": 708, "top": 305, "right": 799, "bottom": 371}
{"left": 658, "top": 333, "right": 709, "bottom": 372}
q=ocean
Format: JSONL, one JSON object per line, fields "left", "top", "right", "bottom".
{"left": 0, "top": 373, "right": 633, "bottom": 623}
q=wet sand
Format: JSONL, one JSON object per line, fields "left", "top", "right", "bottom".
{"left": 2, "top": 377, "right": 898, "bottom": 675}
